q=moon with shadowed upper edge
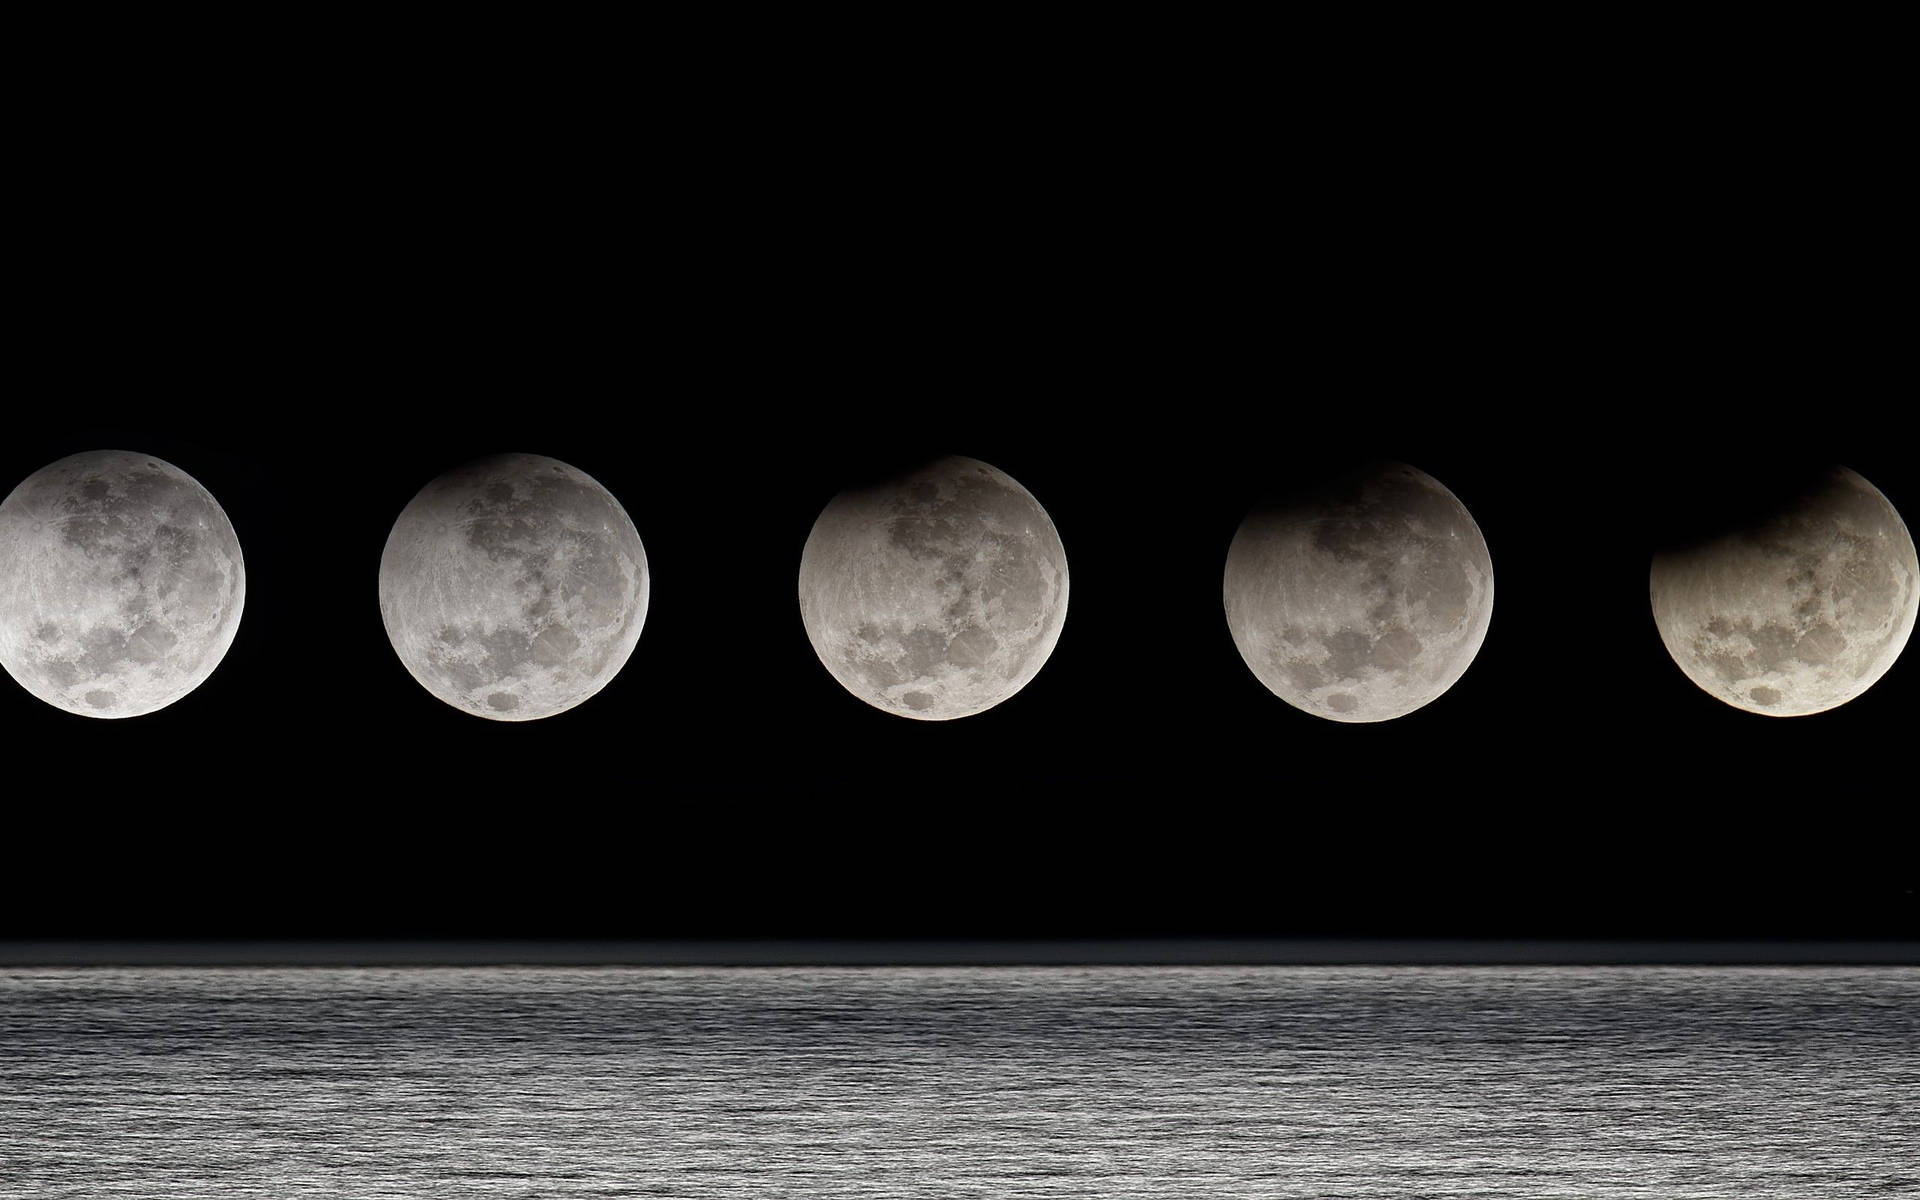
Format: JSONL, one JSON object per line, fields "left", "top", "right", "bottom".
{"left": 1224, "top": 462, "right": 1493, "bottom": 722}
{"left": 798, "top": 456, "right": 1068, "bottom": 720}
{"left": 379, "top": 454, "right": 648, "bottom": 721}
{"left": 1650, "top": 466, "right": 1917, "bottom": 716}
{"left": 0, "top": 450, "right": 245, "bottom": 718}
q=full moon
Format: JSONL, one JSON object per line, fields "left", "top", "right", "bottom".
{"left": 798, "top": 455, "right": 1068, "bottom": 720}
{"left": 378, "top": 454, "right": 649, "bottom": 721}
{"left": 1649, "top": 466, "right": 1917, "bottom": 716}
{"left": 0, "top": 450, "right": 245, "bottom": 718}
{"left": 1223, "top": 462, "right": 1494, "bottom": 723}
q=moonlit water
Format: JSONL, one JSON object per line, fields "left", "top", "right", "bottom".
{"left": 3, "top": 966, "right": 1916, "bottom": 1198}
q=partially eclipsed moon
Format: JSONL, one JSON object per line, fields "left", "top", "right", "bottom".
{"left": 798, "top": 456, "right": 1068, "bottom": 720}
{"left": 378, "top": 454, "right": 649, "bottom": 721}
{"left": 1649, "top": 465, "right": 1917, "bottom": 716}
{"left": 0, "top": 450, "right": 246, "bottom": 718}
{"left": 1223, "top": 462, "right": 1494, "bottom": 722}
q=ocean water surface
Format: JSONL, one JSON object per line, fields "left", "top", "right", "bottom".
{"left": 2, "top": 965, "right": 1915, "bottom": 1197}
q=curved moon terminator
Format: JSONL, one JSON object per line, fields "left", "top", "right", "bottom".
{"left": 798, "top": 455, "right": 1068, "bottom": 720}
{"left": 378, "top": 454, "right": 649, "bottom": 721}
{"left": 1224, "top": 462, "right": 1493, "bottom": 723}
{"left": 0, "top": 450, "right": 246, "bottom": 718}
{"left": 1650, "top": 466, "right": 1917, "bottom": 716}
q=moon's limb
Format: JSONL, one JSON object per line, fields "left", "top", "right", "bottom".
{"left": 378, "top": 454, "right": 648, "bottom": 721}
{"left": 798, "top": 456, "right": 1069, "bottom": 720}
{"left": 1223, "top": 462, "right": 1494, "bottom": 723}
{"left": 0, "top": 450, "right": 246, "bottom": 718}
{"left": 1650, "top": 466, "right": 1917, "bottom": 716}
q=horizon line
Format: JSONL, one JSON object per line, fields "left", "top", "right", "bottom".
{"left": 4, "top": 938, "right": 1918, "bottom": 967}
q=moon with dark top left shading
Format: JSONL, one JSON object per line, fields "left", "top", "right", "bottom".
{"left": 1224, "top": 462, "right": 1494, "bottom": 723}
{"left": 0, "top": 450, "right": 246, "bottom": 718}
{"left": 798, "top": 456, "right": 1068, "bottom": 720}
{"left": 1650, "top": 465, "right": 1916, "bottom": 716}
{"left": 379, "top": 454, "right": 649, "bottom": 721}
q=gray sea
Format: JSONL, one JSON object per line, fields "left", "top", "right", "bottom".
{"left": 2, "top": 966, "right": 1916, "bottom": 1198}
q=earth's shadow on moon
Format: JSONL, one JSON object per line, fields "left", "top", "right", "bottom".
{"left": 1639, "top": 459, "right": 1841, "bottom": 709}
{"left": 1235, "top": 458, "right": 1409, "bottom": 523}
{"left": 797, "top": 451, "right": 1070, "bottom": 722}
{"left": 1222, "top": 458, "right": 1496, "bottom": 726}
{"left": 1645, "top": 458, "right": 1917, "bottom": 718}
{"left": 815, "top": 450, "right": 981, "bottom": 496}
{"left": 1646, "top": 459, "right": 1863, "bottom": 557}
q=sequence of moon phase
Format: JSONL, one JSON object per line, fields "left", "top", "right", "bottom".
{"left": 1, "top": 452, "right": 1913, "bottom": 720}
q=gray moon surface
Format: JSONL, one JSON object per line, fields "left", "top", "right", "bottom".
{"left": 0, "top": 450, "right": 245, "bottom": 718}
{"left": 378, "top": 454, "right": 648, "bottom": 721}
{"left": 1223, "top": 463, "right": 1494, "bottom": 723}
{"left": 1649, "top": 466, "right": 1917, "bottom": 716}
{"left": 798, "top": 456, "right": 1068, "bottom": 720}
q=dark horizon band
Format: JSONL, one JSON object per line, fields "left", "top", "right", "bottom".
{"left": 5, "top": 939, "right": 1917, "bottom": 967}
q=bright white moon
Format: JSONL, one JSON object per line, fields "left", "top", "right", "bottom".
{"left": 798, "top": 455, "right": 1068, "bottom": 720}
{"left": 378, "top": 454, "right": 649, "bottom": 721}
{"left": 1223, "top": 462, "right": 1494, "bottom": 723}
{"left": 0, "top": 450, "right": 246, "bottom": 718}
{"left": 1650, "top": 465, "right": 1917, "bottom": 716}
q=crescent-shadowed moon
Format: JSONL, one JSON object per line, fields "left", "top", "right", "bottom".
{"left": 798, "top": 456, "right": 1068, "bottom": 720}
{"left": 1223, "top": 462, "right": 1493, "bottom": 722}
{"left": 1650, "top": 465, "right": 1917, "bottom": 715}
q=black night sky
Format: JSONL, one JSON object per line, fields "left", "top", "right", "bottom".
{"left": 4, "top": 35, "right": 1913, "bottom": 950}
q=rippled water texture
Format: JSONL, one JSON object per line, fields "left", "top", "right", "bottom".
{"left": 3, "top": 966, "right": 1916, "bottom": 1197}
